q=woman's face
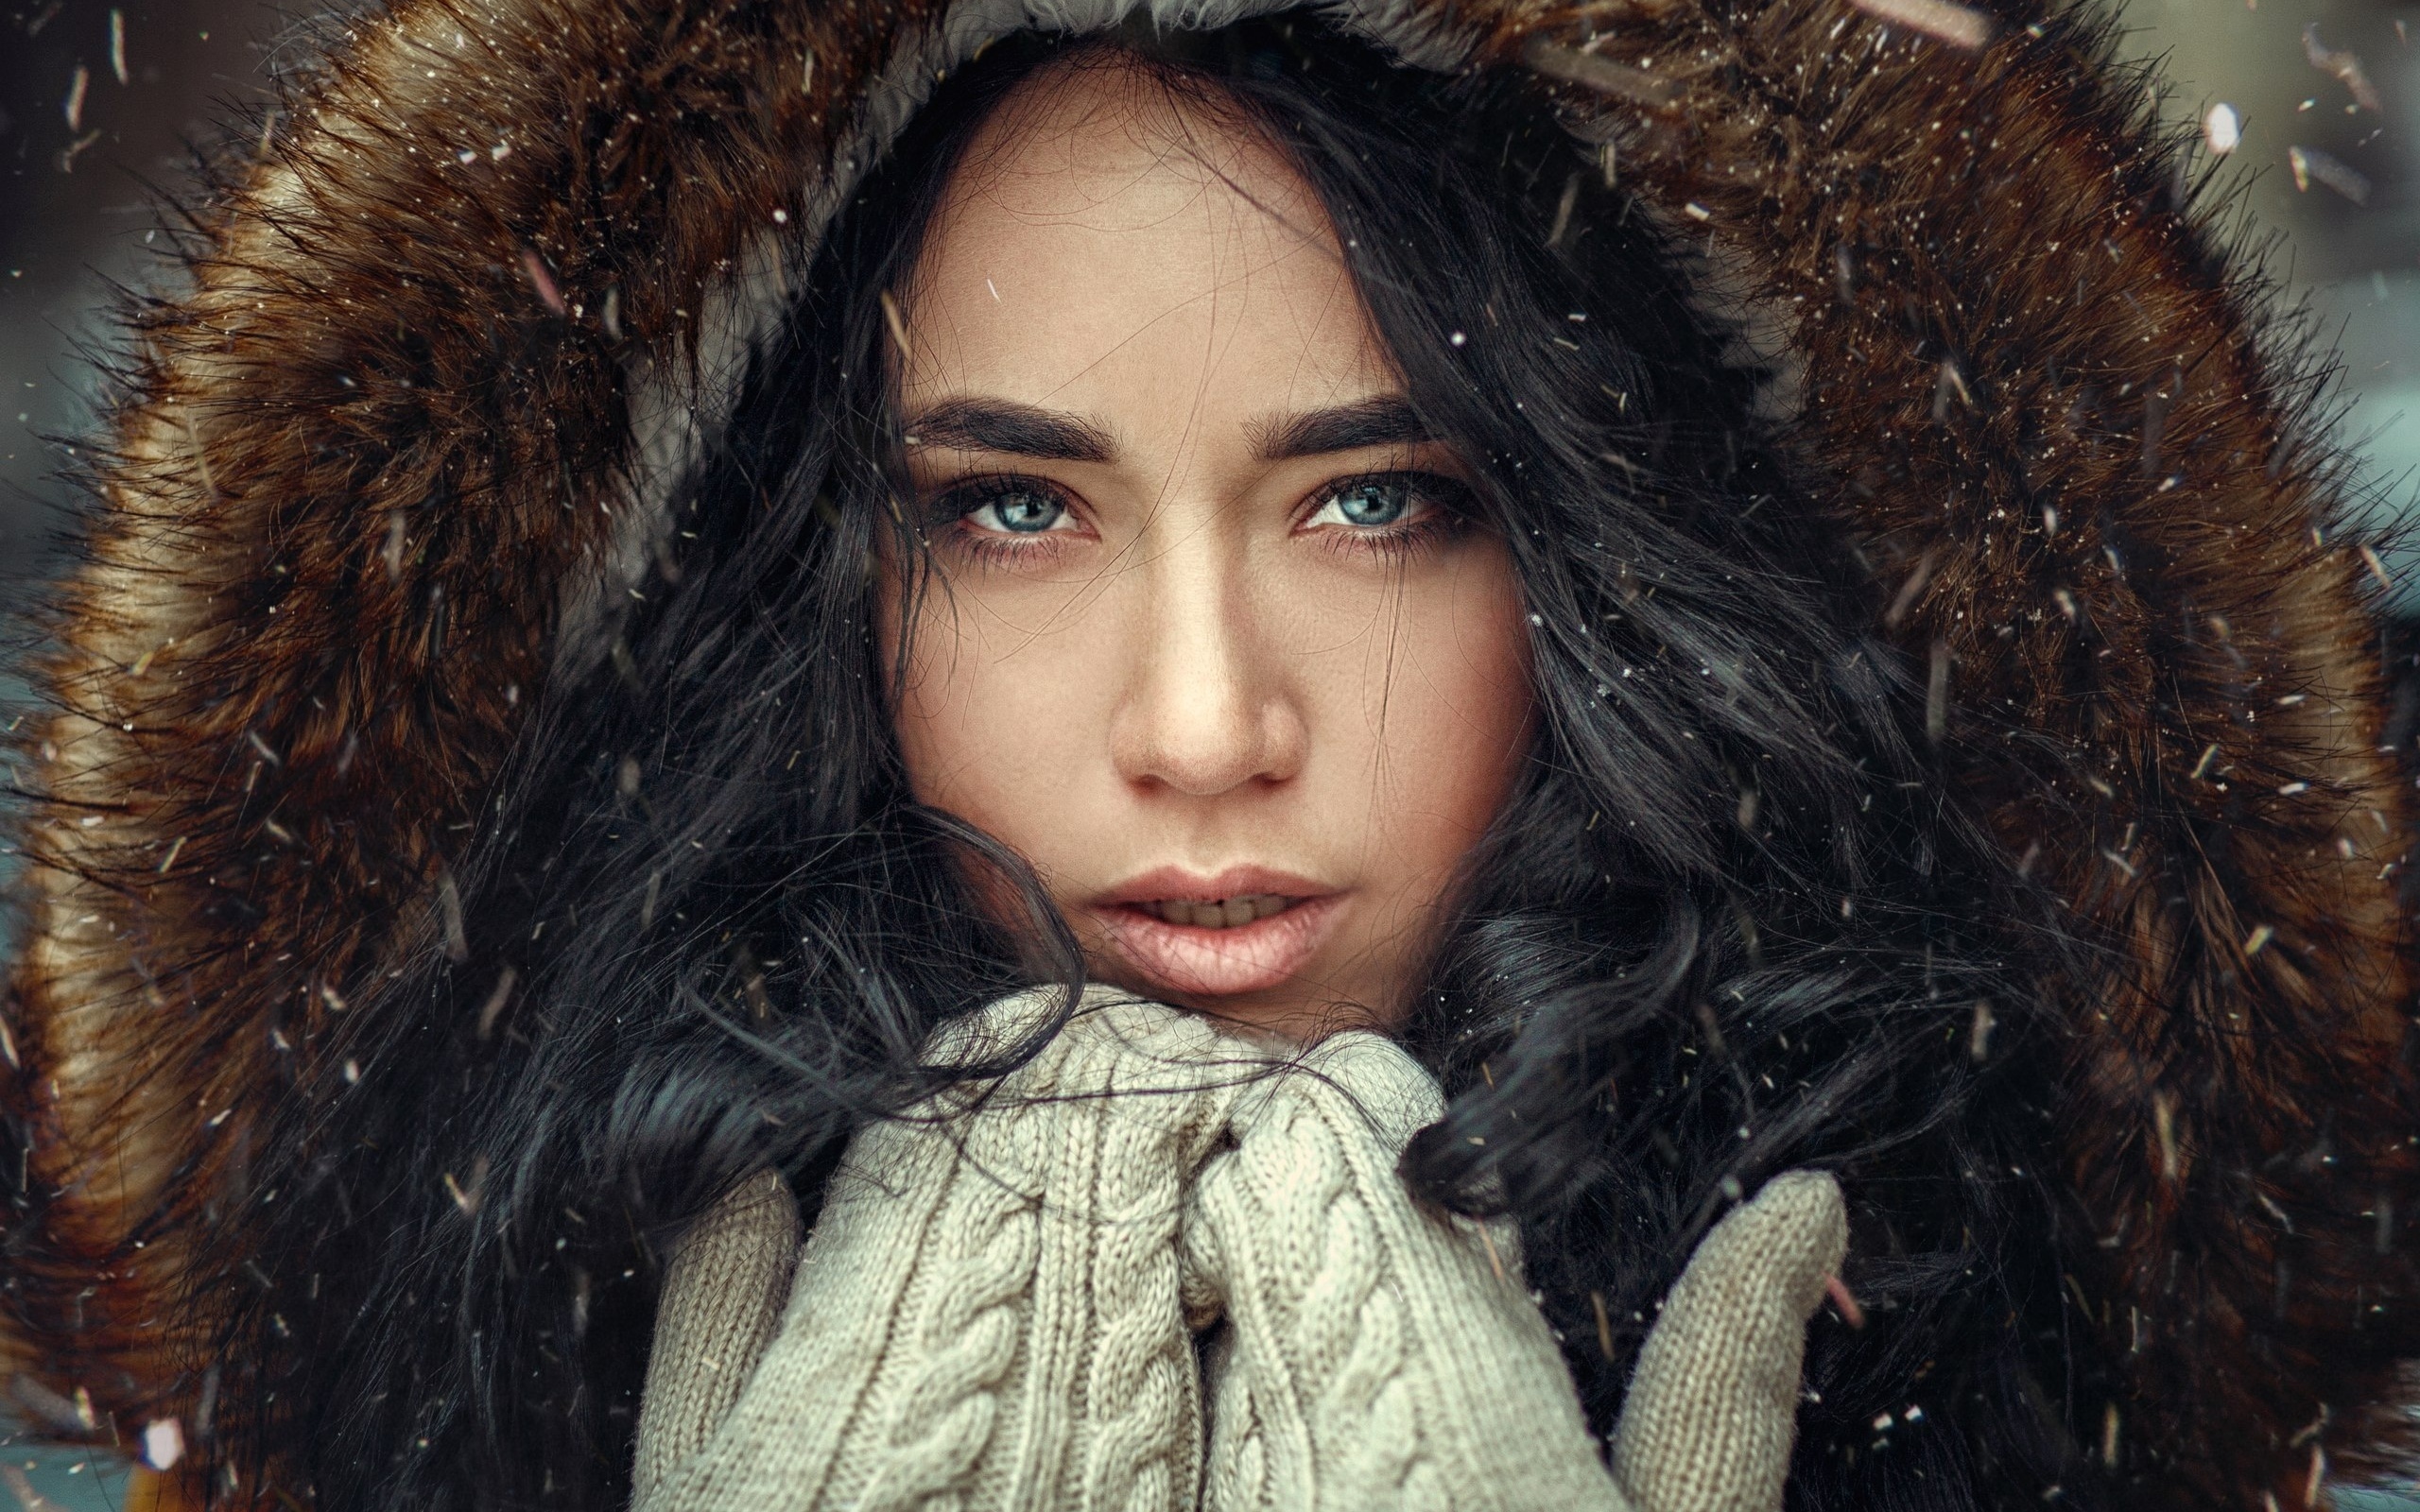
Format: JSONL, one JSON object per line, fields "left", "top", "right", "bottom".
{"left": 883, "top": 60, "right": 1532, "bottom": 1039}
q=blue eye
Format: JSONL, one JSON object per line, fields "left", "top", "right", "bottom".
{"left": 970, "top": 489, "right": 1066, "bottom": 533}
{"left": 1308, "top": 476, "right": 1455, "bottom": 532}
{"left": 1321, "top": 480, "right": 1412, "bottom": 526}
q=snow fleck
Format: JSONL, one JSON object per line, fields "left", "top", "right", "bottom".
{"left": 2289, "top": 146, "right": 2371, "bottom": 204}
{"left": 1848, "top": 0, "right": 1993, "bottom": 51}
{"left": 143, "top": 1418, "right": 184, "bottom": 1471}
{"left": 2303, "top": 25, "right": 2382, "bottom": 112}
{"left": 1519, "top": 37, "right": 1683, "bottom": 111}
{"left": 521, "top": 249, "right": 568, "bottom": 315}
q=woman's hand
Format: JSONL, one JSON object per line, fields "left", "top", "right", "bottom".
{"left": 632, "top": 1167, "right": 804, "bottom": 1501}
{"left": 630, "top": 988, "right": 1258, "bottom": 1512}
{"left": 634, "top": 1005, "right": 1845, "bottom": 1512}
{"left": 1182, "top": 1029, "right": 1845, "bottom": 1512}
{"left": 1612, "top": 1171, "right": 1847, "bottom": 1512}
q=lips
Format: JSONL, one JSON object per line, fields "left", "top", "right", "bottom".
{"left": 1092, "top": 867, "right": 1342, "bottom": 998}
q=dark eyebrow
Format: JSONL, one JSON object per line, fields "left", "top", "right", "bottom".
{"left": 1252, "top": 396, "right": 1432, "bottom": 461}
{"left": 902, "top": 399, "right": 1115, "bottom": 463}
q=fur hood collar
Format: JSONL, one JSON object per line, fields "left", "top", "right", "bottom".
{"left": 6, "top": 0, "right": 2417, "bottom": 1505}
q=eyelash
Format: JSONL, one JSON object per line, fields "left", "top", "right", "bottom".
{"left": 1305, "top": 472, "right": 1471, "bottom": 563}
{"left": 925, "top": 471, "right": 1471, "bottom": 567}
{"left": 926, "top": 475, "right": 1080, "bottom": 568}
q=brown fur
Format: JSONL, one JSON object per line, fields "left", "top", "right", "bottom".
{"left": 3, "top": 0, "right": 2413, "bottom": 1503}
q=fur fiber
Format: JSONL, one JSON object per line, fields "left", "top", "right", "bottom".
{"left": 4, "top": 0, "right": 2417, "bottom": 1505}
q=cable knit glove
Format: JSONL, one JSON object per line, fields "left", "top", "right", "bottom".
{"left": 1181, "top": 1029, "right": 1846, "bottom": 1512}
{"left": 633, "top": 999, "right": 1846, "bottom": 1512}
{"left": 631, "top": 986, "right": 1258, "bottom": 1512}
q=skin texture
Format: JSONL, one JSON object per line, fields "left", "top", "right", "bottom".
{"left": 882, "top": 59, "right": 1532, "bottom": 1039}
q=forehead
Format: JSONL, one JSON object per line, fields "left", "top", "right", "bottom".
{"left": 900, "top": 57, "right": 1393, "bottom": 418}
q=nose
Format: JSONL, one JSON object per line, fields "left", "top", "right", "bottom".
{"left": 1108, "top": 544, "right": 1306, "bottom": 798}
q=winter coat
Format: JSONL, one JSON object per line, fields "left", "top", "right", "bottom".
{"left": 4, "top": 0, "right": 2416, "bottom": 1508}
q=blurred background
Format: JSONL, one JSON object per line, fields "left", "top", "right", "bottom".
{"left": 2, "top": 0, "right": 2419, "bottom": 1504}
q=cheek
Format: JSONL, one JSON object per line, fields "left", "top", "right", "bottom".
{"left": 1331, "top": 544, "right": 1534, "bottom": 873}
{"left": 883, "top": 575, "right": 1105, "bottom": 870}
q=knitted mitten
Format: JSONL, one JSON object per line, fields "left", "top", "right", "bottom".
{"left": 1181, "top": 1030, "right": 1846, "bottom": 1512}
{"left": 1610, "top": 1170, "right": 1845, "bottom": 1512}
{"left": 636, "top": 998, "right": 1846, "bottom": 1512}
{"left": 632, "top": 1167, "right": 804, "bottom": 1499}
{"left": 630, "top": 986, "right": 1260, "bottom": 1512}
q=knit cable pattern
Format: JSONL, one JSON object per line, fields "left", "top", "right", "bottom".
{"left": 855, "top": 1156, "right": 1044, "bottom": 1512}
{"left": 636, "top": 997, "right": 1848, "bottom": 1512}
{"left": 1184, "top": 1031, "right": 1618, "bottom": 1512}
{"left": 1290, "top": 1108, "right": 1439, "bottom": 1512}
{"left": 632, "top": 987, "right": 1250, "bottom": 1512}
{"left": 1197, "top": 1081, "right": 1440, "bottom": 1509}
{"left": 1077, "top": 1019, "right": 1245, "bottom": 1512}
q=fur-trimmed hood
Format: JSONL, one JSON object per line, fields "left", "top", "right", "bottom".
{"left": 6, "top": 0, "right": 2418, "bottom": 1506}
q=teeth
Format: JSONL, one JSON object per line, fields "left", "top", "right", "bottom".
{"left": 1150, "top": 894, "right": 1292, "bottom": 929}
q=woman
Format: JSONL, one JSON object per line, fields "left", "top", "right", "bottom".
{"left": 630, "top": 43, "right": 1847, "bottom": 1510}
{"left": 4, "top": 2, "right": 2414, "bottom": 1510}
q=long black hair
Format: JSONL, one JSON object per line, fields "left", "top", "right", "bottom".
{"left": 216, "top": 15, "right": 2083, "bottom": 1511}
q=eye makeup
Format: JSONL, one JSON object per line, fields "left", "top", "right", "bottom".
{"left": 920, "top": 474, "right": 1086, "bottom": 566}
{"left": 919, "top": 467, "right": 1473, "bottom": 568}
{"left": 1294, "top": 470, "right": 1472, "bottom": 563}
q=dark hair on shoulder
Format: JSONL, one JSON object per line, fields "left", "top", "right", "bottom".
{"left": 216, "top": 14, "right": 2073, "bottom": 1510}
